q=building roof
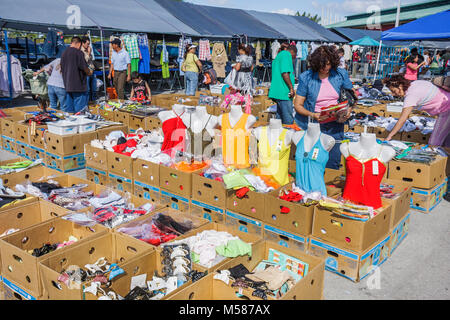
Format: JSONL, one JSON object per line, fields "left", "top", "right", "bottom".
{"left": 326, "top": 0, "right": 450, "bottom": 28}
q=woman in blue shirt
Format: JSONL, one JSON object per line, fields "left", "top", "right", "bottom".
{"left": 294, "top": 45, "right": 354, "bottom": 169}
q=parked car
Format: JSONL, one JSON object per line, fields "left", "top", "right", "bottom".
{"left": 0, "top": 37, "right": 51, "bottom": 69}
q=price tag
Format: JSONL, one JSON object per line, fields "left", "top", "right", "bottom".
{"left": 276, "top": 140, "right": 283, "bottom": 152}
{"left": 311, "top": 148, "right": 319, "bottom": 161}
{"left": 372, "top": 160, "right": 379, "bottom": 176}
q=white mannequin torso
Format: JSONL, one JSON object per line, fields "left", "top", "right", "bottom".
{"left": 292, "top": 123, "right": 335, "bottom": 152}
{"left": 340, "top": 133, "right": 396, "bottom": 163}
{"left": 158, "top": 104, "right": 186, "bottom": 123}
{"left": 217, "top": 105, "right": 256, "bottom": 130}
{"left": 253, "top": 119, "right": 293, "bottom": 147}
{"left": 182, "top": 106, "right": 218, "bottom": 137}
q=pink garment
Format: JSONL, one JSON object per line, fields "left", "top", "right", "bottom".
{"left": 199, "top": 40, "right": 211, "bottom": 61}
{"left": 403, "top": 80, "right": 450, "bottom": 115}
{"left": 314, "top": 77, "right": 339, "bottom": 112}
{"left": 429, "top": 109, "right": 450, "bottom": 147}
{"left": 220, "top": 92, "right": 253, "bottom": 114}
{"left": 404, "top": 63, "right": 418, "bottom": 80}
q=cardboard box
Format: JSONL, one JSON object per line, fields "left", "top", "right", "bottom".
{"left": 410, "top": 177, "right": 448, "bottom": 212}
{"left": 133, "top": 180, "right": 160, "bottom": 204}
{"left": 45, "top": 152, "right": 86, "bottom": 173}
{"left": 171, "top": 222, "right": 262, "bottom": 273}
{"left": 108, "top": 172, "right": 133, "bottom": 194}
{"left": 129, "top": 115, "right": 145, "bottom": 131}
{"left": 263, "top": 224, "right": 308, "bottom": 252}
{"left": 133, "top": 158, "right": 159, "bottom": 187}
{"left": 168, "top": 241, "right": 324, "bottom": 300}
{"left": 388, "top": 156, "right": 447, "bottom": 189}
{"left": 308, "top": 234, "right": 391, "bottom": 282}
{"left": 14, "top": 122, "right": 46, "bottom": 144}
{"left": 265, "top": 185, "right": 315, "bottom": 236}
{"left": 191, "top": 172, "right": 227, "bottom": 209}
{"left": 388, "top": 213, "right": 410, "bottom": 256}
{"left": 401, "top": 131, "right": 430, "bottom": 144}
{"left": 14, "top": 140, "right": 29, "bottom": 159}
{"left": 225, "top": 211, "right": 263, "bottom": 236}
{"left": 0, "top": 217, "right": 108, "bottom": 297}
{"left": 107, "top": 150, "right": 133, "bottom": 177}
{"left": 86, "top": 166, "right": 109, "bottom": 187}
{"left": 0, "top": 165, "right": 63, "bottom": 189}
{"left": 98, "top": 108, "right": 116, "bottom": 121}
{"left": 29, "top": 128, "right": 46, "bottom": 149}
{"left": 311, "top": 202, "right": 392, "bottom": 252}
{"left": 84, "top": 144, "right": 108, "bottom": 171}
{"left": 1, "top": 113, "right": 23, "bottom": 138}
{"left": 28, "top": 145, "right": 46, "bottom": 161}
{"left": 45, "top": 131, "right": 97, "bottom": 155}
{"left": 381, "top": 178, "right": 412, "bottom": 229}
{"left": 371, "top": 127, "right": 402, "bottom": 140}
{"left": 114, "top": 110, "right": 131, "bottom": 127}
{"left": 160, "top": 190, "right": 190, "bottom": 212}
{"left": 190, "top": 199, "right": 225, "bottom": 224}
{"left": 160, "top": 165, "right": 201, "bottom": 199}
{"left": 226, "top": 188, "right": 266, "bottom": 221}
{"left": 1, "top": 135, "right": 16, "bottom": 153}
{"left": 39, "top": 232, "right": 153, "bottom": 300}
{"left": 96, "top": 124, "right": 128, "bottom": 141}
{"left": 1, "top": 277, "right": 46, "bottom": 300}
{"left": 144, "top": 116, "right": 162, "bottom": 131}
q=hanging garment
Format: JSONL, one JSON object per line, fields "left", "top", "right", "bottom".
{"left": 178, "top": 37, "right": 192, "bottom": 76}
{"left": 230, "top": 37, "right": 240, "bottom": 61}
{"left": 199, "top": 39, "right": 211, "bottom": 61}
{"left": 131, "top": 58, "right": 140, "bottom": 73}
{"left": 342, "top": 145, "right": 387, "bottom": 209}
{"left": 255, "top": 41, "right": 262, "bottom": 67}
{"left": 211, "top": 42, "right": 228, "bottom": 78}
{"left": 0, "top": 54, "right": 24, "bottom": 98}
{"left": 161, "top": 112, "right": 186, "bottom": 158}
{"left": 43, "top": 29, "right": 57, "bottom": 57}
{"left": 162, "top": 39, "right": 169, "bottom": 64}
{"left": 186, "top": 112, "right": 213, "bottom": 160}
{"left": 221, "top": 113, "right": 250, "bottom": 168}
{"left": 138, "top": 34, "right": 150, "bottom": 74}
{"left": 160, "top": 53, "right": 170, "bottom": 79}
{"left": 257, "top": 127, "right": 291, "bottom": 186}
{"left": 301, "top": 42, "right": 309, "bottom": 61}
{"left": 295, "top": 133, "right": 329, "bottom": 195}
{"left": 271, "top": 40, "right": 280, "bottom": 60}
{"left": 296, "top": 41, "right": 302, "bottom": 59}
{"left": 264, "top": 41, "right": 271, "bottom": 60}
{"left": 122, "top": 34, "right": 140, "bottom": 59}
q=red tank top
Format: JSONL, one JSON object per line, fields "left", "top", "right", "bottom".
{"left": 342, "top": 155, "right": 386, "bottom": 209}
{"left": 161, "top": 112, "right": 186, "bottom": 158}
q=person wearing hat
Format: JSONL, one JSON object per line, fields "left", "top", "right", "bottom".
{"left": 182, "top": 44, "right": 202, "bottom": 96}
{"left": 108, "top": 38, "right": 131, "bottom": 100}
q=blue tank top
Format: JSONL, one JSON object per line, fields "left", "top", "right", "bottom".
{"left": 295, "top": 133, "right": 329, "bottom": 195}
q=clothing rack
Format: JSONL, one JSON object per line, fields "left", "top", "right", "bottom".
{"left": 0, "top": 30, "right": 14, "bottom": 103}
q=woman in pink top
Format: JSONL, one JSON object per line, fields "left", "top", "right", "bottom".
{"left": 385, "top": 75, "right": 450, "bottom": 147}
{"left": 404, "top": 54, "right": 426, "bottom": 81}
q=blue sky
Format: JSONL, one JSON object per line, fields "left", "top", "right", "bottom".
{"left": 187, "top": 0, "right": 421, "bottom": 25}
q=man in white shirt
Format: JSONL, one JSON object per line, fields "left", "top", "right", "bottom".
{"left": 108, "top": 38, "right": 131, "bottom": 100}
{"left": 338, "top": 48, "right": 346, "bottom": 69}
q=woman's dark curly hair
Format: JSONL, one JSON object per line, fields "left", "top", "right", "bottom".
{"left": 383, "top": 75, "right": 412, "bottom": 92}
{"left": 308, "top": 45, "right": 340, "bottom": 73}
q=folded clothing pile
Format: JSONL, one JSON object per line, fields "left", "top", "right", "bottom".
{"left": 215, "top": 248, "right": 309, "bottom": 300}
{"left": 318, "top": 196, "right": 375, "bottom": 221}
{"left": 164, "top": 230, "right": 252, "bottom": 269}
{"left": 90, "top": 129, "right": 171, "bottom": 165}
{"left": 15, "top": 180, "right": 93, "bottom": 211}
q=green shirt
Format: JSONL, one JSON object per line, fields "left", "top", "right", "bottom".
{"left": 269, "top": 50, "right": 295, "bottom": 101}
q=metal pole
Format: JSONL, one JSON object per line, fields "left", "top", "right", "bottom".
{"left": 99, "top": 28, "right": 107, "bottom": 101}
{"left": 373, "top": 40, "right": 382, "bottom": 81}
{"left": 395, "top": 0, "right": 401, "bottom": 27}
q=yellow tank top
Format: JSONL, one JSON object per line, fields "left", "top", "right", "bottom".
{"left": 221, "top": 113, "right": 250, "bottom": 168}
{"left": 257, "top": 126, "right": 291, "bottom": 186}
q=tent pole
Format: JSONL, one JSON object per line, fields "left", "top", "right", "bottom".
{"left": 99, "top": 28, "right": 107, "bottom": 101}
{"left": 374, "top": 40, "right": 382, "bottom": 81}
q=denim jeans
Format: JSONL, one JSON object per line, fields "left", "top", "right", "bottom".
{"left": 273, "top": 98, "right": 294, "bottom": 125}
{"left": 86, "top": 75, "right": 97, "bottom": 102}
{"left": 48, "top": 85, "right": 66, "bottom": 110}
{"left": 64, "top": 92, "right": 88, "bottom": 113}
{"left": 185, "top": 71, "right": 198, "bottom": 96}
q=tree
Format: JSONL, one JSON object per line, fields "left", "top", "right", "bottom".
{"left": 295, "top": 11, "right": 321, "bottom": 24}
